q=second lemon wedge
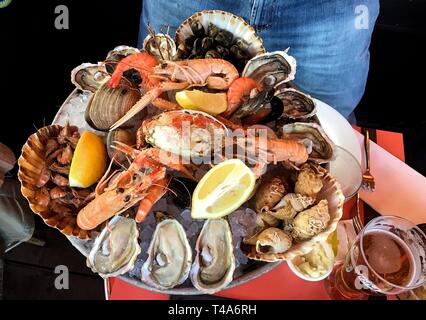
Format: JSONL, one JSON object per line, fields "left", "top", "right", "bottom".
{"left": 191, "top": 159, "right": 256, "bottom": 219}
{"left": 175, "top": 89, "right": 228, "bottom": 115}
{"left": 69, "top": 131, "right": 107, "bottom": 188}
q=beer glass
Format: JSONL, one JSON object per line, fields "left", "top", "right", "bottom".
{"left": 325, "top": 216, "right": 426, "bottom": 300}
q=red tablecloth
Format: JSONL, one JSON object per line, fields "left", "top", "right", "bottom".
{"left": 107, "top": 128, "right": 405, "bottom": 300}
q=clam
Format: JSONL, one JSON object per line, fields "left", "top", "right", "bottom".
{"left": 275, "top": 88, "right": 317, "bottom": 120}
{"left": 106, "top": 129, "right": 135, "bottom": 163}
{"left": 141, "top": 213, "right": 192, "bottom": 290}
{"left": 87, "top": 216, "right": 140, "bottom": 278}
{"left": 143, "top": 33, "right": 176, "bottom": 61}
{"left": 242, "top": 50, "right": 297, "bottom": 88}
{"left": 85, "top": 80, "right": 142, "bottom": 131}
{"left": 191, "top": 219, "right": 235, "bottom": 294}
{"left": 281, "top": 122, "right": 335, "bottom": 163}
{"left": 71, "top": 63, "right": 109, "bottom": 93}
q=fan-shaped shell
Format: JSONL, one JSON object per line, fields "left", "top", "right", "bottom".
{"left": 243, "top": 166, "right": 344, "bottom": 262}
{"left": 17, "top": 125, "right": 91, "bottom": 240}
{"left": 175, "top": 10, "right": 265, "bottom": 59}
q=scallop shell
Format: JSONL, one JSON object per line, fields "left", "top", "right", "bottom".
{"left": 243, "top": 166, "right": 344, "bottom": 262}
{"left": 175, "top": 10, "right": 265, "bottom": 59}
{"left": 17, "top": 125, "right": 91, "bottom": 240}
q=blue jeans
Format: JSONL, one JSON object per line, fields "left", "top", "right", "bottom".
{"left": 138, "top": 0, "right": 379, "bottom": 118}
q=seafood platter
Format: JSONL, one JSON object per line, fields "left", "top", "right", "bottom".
{"left": 17, "top": 10, "right": 345, "bottom": 294}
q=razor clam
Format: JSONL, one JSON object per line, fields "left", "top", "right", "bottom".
{"left": 281, "top": 122, "right": 335, "bottom": 163}
{"left": 71, "top": 63, "right": 109, "bottom": 93}
{"left": 275, "top": 88, "right": 317, "bottom": 119}
{"left": 141, "top": 213, "right": 192, "bottom": 290}
{"left": 242, "top": 50, "right": 296, "bottom": 88}
{"left": 87, "top": 215, "right": 140, "bottom": 278}
{"left": 191, "top": 219, "right": 235, "bottom": 294}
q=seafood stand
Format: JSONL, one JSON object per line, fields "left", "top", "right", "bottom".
{"left": 17, "top": 10, "right": 348, "bottom": 295}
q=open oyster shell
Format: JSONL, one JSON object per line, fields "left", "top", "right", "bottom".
{"left": 191, "top": 219, "right": 235, "bottom": 294}
{"left": 242, "top": 50, "right": 297, "bottom": 88}
{"left": 243, "top": 166, "right": 344, "bottom": 262}
{"left": 142, "top": 214, "right": 192, "bottom": 290}
{"left": 282, "top": 122, "right": 336, "bottom": 163}
{"left": 17, "top": 125, "right": 91, "bottom": 240}
{"left": 175, "top": 10, "right": 265, "bottom": 59}
{"left": 87, "top": 215, "right": 140, "bottom": 278}
{"left": 275, "top": 88, "right": 317, "bottom": 120}
{"left": 71, "top": 63, "right": 109, "bottom": 93}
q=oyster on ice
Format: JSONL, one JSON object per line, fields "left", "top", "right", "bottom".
{"left": 242, "top": 50, "right": 297, "bottom": 88}
{"left": 71, "top": 63, "right": 109, "bottom": 93}
{"left": 87, "top": 215, "right": 140, "bottom": 278}
{"left": 191, "top": 219, "right": 235, "bottom": 294}
{"left": 141, "top": 213, "right": 192, "bottom": 290}
{"left": 282, "top": 122, "right": 335, "bottom": 163}
{"left": 292, "top": 199, "right": 330, "bottom": 241}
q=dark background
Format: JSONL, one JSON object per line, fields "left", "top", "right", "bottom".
{"left": 0, "top": 0, "right": 425, "bottom": 299}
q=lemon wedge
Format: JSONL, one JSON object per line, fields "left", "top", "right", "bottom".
{"left": 69, "top": 131, "right": 107, "bottom": 188}
{"left": 191, "top": 159, "right": 256, "bottom": 219}
{"left": 175, "top": 89, "right": 228, "bottom": 115}
{"left": 327, "top": 230, "right": 339, "bottom": 257}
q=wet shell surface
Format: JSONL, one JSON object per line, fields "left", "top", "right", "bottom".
{"left": 85, "top": 80, "right": 142, "bottom": 131}
{"left": 275, "top": 88, "right": 317, "bottom": 120}
{"left": 87, "top": 216, "right": 140, "bottom": 278}
{"left": 175, "top": 10, "right": 265, "bottom": 59}
{"left": 243, "top": 166, "right": 344, "bottom": 262}
{"left": 71, "top": 63, "right": 109, "bottom": 93}
{"left": 142, "top": 215, "right": 192, "bottom": 290}
{"left": 191, "top": 219, "right": 235, "bottom": 294}
{"left": 106, "top": 128, "right": 135, "bottom": 164}
{"left": 242, "top": 50, "right": 297, "bottom": 87}
{"left": 282, "top": 122, "right": 336, "bottom": 163}
{"left": 17, "top": 125, "right": 91, "bottom": 239}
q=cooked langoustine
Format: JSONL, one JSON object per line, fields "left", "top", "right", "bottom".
{"left": 76, "top": 144, "right": 194, "bottom": 230}
{"left": 109, "top": 55, "right": 239, "bottom": 130}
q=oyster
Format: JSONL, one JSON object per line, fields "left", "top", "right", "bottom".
{"left": 71, "top": 63, "right": 109, "bottom": 93}
{"left": 281, "top": 122, "right": 335, "bottom": 163}
{"left": 191, "top": 219, "right": 235, "bottom": 294}
{"left": 255, "top": 227, "right": 292, "bottom": 254}
{"left": 142, "top": 213, "right": 192, "bottom": 290}
{"left": 87, "top": 216, "right": 140, "bottom": 277}
{"left": 295, "top": 164, "right": 324, "bottom": 198}
{"left": 242, "top": 50, "right": 297, "bottom": 88}
{"left": 85, "top": 80, "right": 142, "bottom": 131}
{"left": 143, "top": 33, "right": 176, "bottom": 61}
{"left": 269, "top": 193, "right": 315, "bottom": 220}
{"left": 292, "top": 199, "right": 330, "bottom": 241}
{"left": 275, "top": 88, "right": 316, "bottom": 119}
